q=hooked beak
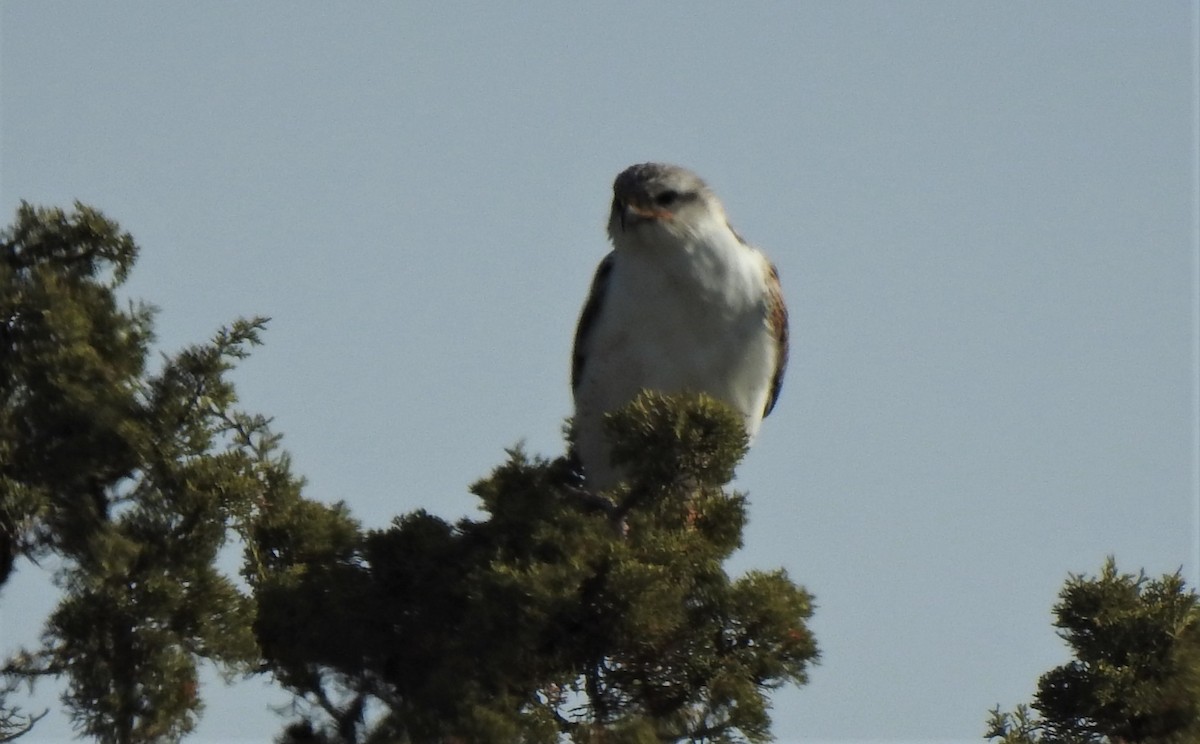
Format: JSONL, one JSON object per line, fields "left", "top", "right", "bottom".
{"left": 613, "top": 198, "right": 671, "bottom": 231}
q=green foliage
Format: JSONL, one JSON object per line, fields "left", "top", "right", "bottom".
{"left": 987, "top": 557, "right": 1200, "bottom": 744}
{"left": 1, "top": 202, "right": 817, "bottom": 743}
{"left": 1, "top": 202, "right": 150, "bottom": 577}
{"left": 255, "top": 391, "right": 817, "bottom": 743}
{"left": 1, "top": 203, "right": 288, "bottom": 742}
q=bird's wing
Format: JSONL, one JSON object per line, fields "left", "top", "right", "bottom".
{"left": 763, "top": 261, "right": 789, "bottom": 417}
{"left": 571, "top": 252, "right": 615, "bottom": 393}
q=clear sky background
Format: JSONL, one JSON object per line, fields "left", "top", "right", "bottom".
{"left": 2, "top": 2, "right": 1197, "bottom": 743}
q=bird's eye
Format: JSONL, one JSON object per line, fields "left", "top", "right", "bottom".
{"left": 655, "top": 190, "right": 679, "bottom": 207}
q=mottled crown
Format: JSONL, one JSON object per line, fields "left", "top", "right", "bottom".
{"left": 612, "top": 162, "right": 712, "bottom": 206}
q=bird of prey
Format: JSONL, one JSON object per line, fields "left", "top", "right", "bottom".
{"left": 571, "top": 162, "right": 789, "bottom": 492}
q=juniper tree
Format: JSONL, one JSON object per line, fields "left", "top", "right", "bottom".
{"left": 987, "top": 557, "right": 1200, "bottom": 744}
{"left": 1, "top": 202, "right": 818, "bottom": 743}
{"left": 0, "top": 202, "right": 287, "bottom": 742}
{"left": 254, "top": 392, "right": 818, "bottom": 744}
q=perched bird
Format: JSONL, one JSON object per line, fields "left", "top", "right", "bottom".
{"left": 571, "top": 162, "right": 789, "bottom": 492}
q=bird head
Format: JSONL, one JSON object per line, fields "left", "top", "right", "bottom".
{"left": 607, "top": 163, "right": 728, "bottom": 247}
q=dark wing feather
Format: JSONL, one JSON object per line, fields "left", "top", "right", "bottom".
{"left": 763, "top": 262, "right": 789, "bottom": 417}
{"left": 571, "top": 253, "right": 615, "bottom": 393}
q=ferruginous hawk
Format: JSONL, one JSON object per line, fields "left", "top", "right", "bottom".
{"left": 571, "top": 162, "right": 789, "bottom": 492}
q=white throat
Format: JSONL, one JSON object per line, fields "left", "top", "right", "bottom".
{"left": 612, "top": 216, "right": 765, "bottom": 313}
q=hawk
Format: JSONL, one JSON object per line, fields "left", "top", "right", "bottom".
{"left": 571, "top": 162, "right": 789, "bottom": 492}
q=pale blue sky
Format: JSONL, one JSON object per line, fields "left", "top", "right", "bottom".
{"left": 2, "top": 2, "right": 1197, "bottom": 742}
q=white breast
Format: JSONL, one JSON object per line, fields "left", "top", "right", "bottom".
{"left": 573, "top": 227, "right": 778, "bottom": 492}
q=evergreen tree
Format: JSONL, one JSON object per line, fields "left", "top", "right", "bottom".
{"left": 987, "top": 557, "right": 1200, "bottom": 744}
{"left": 1, "top": 202, "right": 818, "bottom": 743}
{"left": 0, "top": 202, "right": 280, "bottom": 742}
{"left": 254, "top": 392, "right": 818, "bottom": 743}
